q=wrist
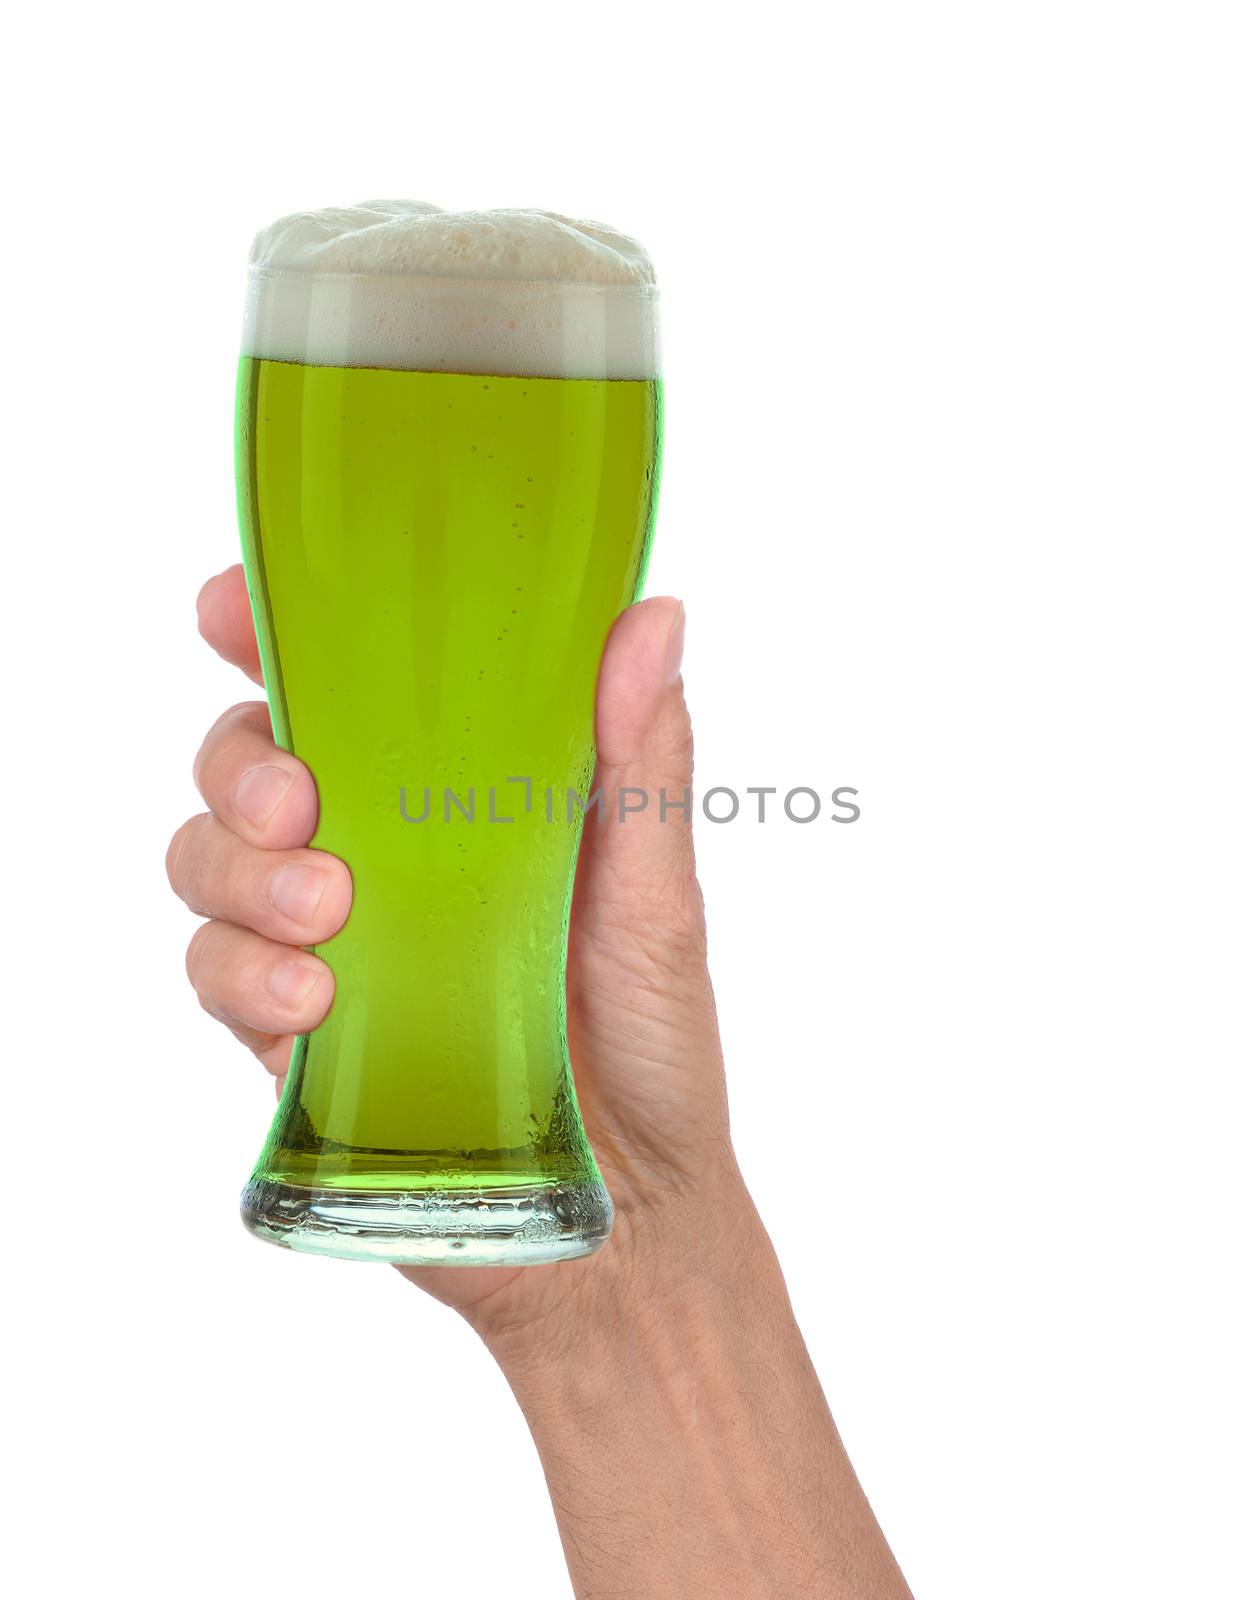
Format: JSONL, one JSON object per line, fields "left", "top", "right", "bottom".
{"left": 471, "top": 1174, "right": 899, "bottom": 1600}
{"left": 472, "top": 1166, "right": 776, "bottom": 1376}
{"left": 466, "top": 1168, "right": 912, "bottom": 1600}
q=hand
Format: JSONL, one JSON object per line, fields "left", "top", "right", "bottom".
{"left": 168, "top": 564, "right": 747, "bottom": 1333}
{"left": 168, "top": 567, "right": 911, "bottom": 1598}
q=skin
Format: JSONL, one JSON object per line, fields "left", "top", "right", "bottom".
{"left": 168, "top": 565, "right": 912, "bottom": 1600}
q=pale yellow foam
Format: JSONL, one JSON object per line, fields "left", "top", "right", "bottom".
{"left": 243, "top": 200, "right": 659, "bottom": 379}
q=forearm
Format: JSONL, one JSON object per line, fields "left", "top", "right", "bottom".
{"left": 482, "top": 1187, "right": 912, "bottom": 1600}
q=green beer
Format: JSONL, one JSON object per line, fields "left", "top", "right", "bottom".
{"left": 236, "top": 202, "right": 661, "bottom": 1264}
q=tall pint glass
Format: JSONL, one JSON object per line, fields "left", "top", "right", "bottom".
{"left": 234, "top": 203, "right": 661, "bottom": 1264}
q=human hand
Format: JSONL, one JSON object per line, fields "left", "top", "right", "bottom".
{"left": 169, "top": 566, "right": 909, "bottom": 1597}
{"left": 168, "top": 564, "right": 752, "bottom": 1335}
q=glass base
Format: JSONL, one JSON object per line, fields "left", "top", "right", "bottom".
{"left": 240, "top": 1175, "right": 614, "bottom": 1266}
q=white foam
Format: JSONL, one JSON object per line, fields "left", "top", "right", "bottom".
{"left": 242, "top": 200, "right": 659, "bottom": 379}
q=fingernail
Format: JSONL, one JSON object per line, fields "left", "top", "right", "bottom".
{"left": 665, "top": 600, "right": 686, "bottom": 685}
{"left": 270, "top": 863, "right": 329, "bottom": 925}
{"left": 236, "top": 764, "right": 293, "bottom": 829}
{"left": 266, "top": 957, "right": 324, "bottom": 1010}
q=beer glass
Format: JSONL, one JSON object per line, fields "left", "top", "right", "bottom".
{"left": 234, "top": 203, "right": 662, "bottom": 1265}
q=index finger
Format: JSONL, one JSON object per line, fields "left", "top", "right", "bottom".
{"left": 198, "top": 564, "right": 263, "bottom": 685}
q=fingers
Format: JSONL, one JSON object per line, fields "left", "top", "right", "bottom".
{"left": 174, "top": 571, "right": 349, "bottom": 1072}
{"left": 198, "top": 564, "right": 264, "bottom": 685}
{"left": 193, "top": 702, "right": 318, "bottom": 850}
{"left": 166, "top": 813, "right": 352, "bottom": 946}
{"left": 185, "top": 920, "right": 335, "bottom": 1051}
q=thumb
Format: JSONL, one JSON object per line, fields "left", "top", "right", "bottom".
{"left": 567, "top": 597, "right": 729, "bottom": 1192}
{"left": 573, "top": 595, "right": 706, "bottom": 971}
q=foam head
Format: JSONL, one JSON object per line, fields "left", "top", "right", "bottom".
{"left": 242, "top": 200, "right": 659, "bottom": 379}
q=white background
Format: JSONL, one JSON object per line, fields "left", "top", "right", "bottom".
{"left": 5, "top": 3, "right": 1249, "bottom": 1595}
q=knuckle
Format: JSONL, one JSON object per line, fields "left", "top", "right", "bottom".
{"left": 184, "top": 920, "right": 221, "bottom": 995}
{"left": 219, "top": 699, "right": 270, "bottom": 730}
{"left": 236, "top": 949, "right": 279, "bottom": 1014}
{"left": 191, "top": 737, "right": 209, "bottom": 795}
{"left": 166, "top": 812, "right": 208, "bottom": 893}
{"left": 186, "top": 922, "right": 279, "bottom": 1024}
{"left": 194, "top": 701, "right": 271, "bottom": 795}
{"left": 220, "top": 839, "right": 262, "bottom": 922}
{"left": 651, "top": 700, "right": 695, "bottom": 768}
